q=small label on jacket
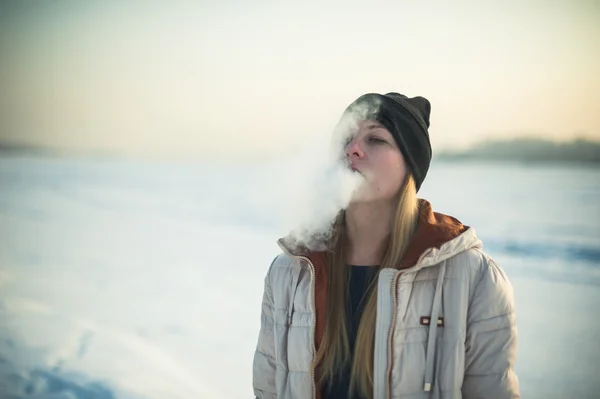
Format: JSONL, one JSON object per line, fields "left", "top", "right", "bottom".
{"left": 420, "top": 316, "right": 444, "bottom": 327}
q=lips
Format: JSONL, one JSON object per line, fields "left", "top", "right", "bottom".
{"left": 343, "top": 158, "right": 363, "bottom": 175}
{"left": 349, "top": 163, "right": 362, "bottom": 175}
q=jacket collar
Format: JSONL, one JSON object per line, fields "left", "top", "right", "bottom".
{"left": 278, "top": 199, "right": 475, "bottom": 269}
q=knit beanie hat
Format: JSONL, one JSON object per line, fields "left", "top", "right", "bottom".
{"left": 343, "top": 92, "right": 432, "bottom": 192}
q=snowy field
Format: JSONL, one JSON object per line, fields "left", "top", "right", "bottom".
{"left": 1, "top": 155, "right": 599, "bottom": 399}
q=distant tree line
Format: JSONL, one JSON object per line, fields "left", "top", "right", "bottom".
{"left": 436, "top": 137, "right": 600, "bottom": 164}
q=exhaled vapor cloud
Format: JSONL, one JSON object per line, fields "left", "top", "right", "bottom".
{"left": 269, "top": 97, "right": 382, "bottom": 252}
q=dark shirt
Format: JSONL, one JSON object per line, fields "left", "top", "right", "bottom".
{"left": 323, "top": 265, "right": 379, "bottom": 399}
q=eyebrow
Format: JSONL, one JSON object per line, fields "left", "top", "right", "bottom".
{"left": 365, "top": 122, "right": 385, "bottom": 130}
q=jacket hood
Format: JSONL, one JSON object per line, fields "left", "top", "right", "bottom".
{"left": 399, "top": 199, "right": 481, "bottom": 269}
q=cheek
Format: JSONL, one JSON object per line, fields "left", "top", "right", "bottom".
{"left": 391, "top": 155, "right": 407, "bottom": 177}
{"left": 383, "top": 174, "right": 404, "bottom": 193}
{"left": 382, "top": 161, "right": 407, "bottom": 192}
{"left": 361, "top": 154, "right": 406, "bottom": 193}
{"left": 396, "top": 163, "right": 408, "bottom": 182}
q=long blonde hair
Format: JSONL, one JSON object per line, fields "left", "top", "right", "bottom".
{"left": 314, "top": 174, "right": 420, "bottom": 398}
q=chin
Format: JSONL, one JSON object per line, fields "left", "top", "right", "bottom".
{"left": 349, "top": 192, "right": 377, "bottom": 204}
{"left": 349, "top": 188, "right": 395, "bottom": 205}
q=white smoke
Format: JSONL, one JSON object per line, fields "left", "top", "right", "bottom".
{"left": 261, "top": 97, "right": 381, "bottom": 252}
{"left": 276, "top": 152, "right": 363, "bottom": 252}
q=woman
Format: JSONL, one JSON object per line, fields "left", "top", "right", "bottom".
{"left": 252, "top": 92, "right": 519, "bottom": 399}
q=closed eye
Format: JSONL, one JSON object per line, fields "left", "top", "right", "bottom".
{"left": 368, "top": 136, "right": 387, "bottom": 144}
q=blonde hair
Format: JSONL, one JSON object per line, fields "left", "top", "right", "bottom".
{"left": 314, "top": 174, "right": 420, "bottom": 399}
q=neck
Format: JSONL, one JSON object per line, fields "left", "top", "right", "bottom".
{"left": 344, "top": 200, "right": 396, "bottom": 266}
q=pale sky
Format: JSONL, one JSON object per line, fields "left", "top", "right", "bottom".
{"left": 0, "top": 0, "right": 598, "bottom": 160}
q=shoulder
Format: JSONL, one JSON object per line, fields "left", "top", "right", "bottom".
{"left": 266, "top": 253, "right": 298, "bottom": 276}
{"left": 453, "top": 249, "right": 516, "bottom": 322}
{"left": 445, "top": 248, "right": 514, "bottom": 297}
{"left": 264, "top": 253, "right": 305, "bottom": 285}
{"left": 270, "top": 252, "right": 297, "bottom": 269}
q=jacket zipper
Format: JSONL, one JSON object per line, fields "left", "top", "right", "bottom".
{"left": 385, "top": 272, "right": 401, "bottom": 399}
{"left": 277, "top": 245, "right": 318, "bottom": 399}
{"left": 383, "top": 249, "right": 433, "bottom": 398}
{"left": 383, "top": 248, "right": 440, "bottom": 399}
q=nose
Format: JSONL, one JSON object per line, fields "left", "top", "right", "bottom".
{"left": 345, "top": 137, "right": 365, "bottom": 160}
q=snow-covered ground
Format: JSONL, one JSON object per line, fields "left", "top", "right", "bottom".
{"left": 1, "top": 156, "right": 599, "bottom": 398}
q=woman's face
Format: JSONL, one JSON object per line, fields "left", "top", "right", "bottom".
{"left": 345, "top": 119, "right": 407, "bottom": 203}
